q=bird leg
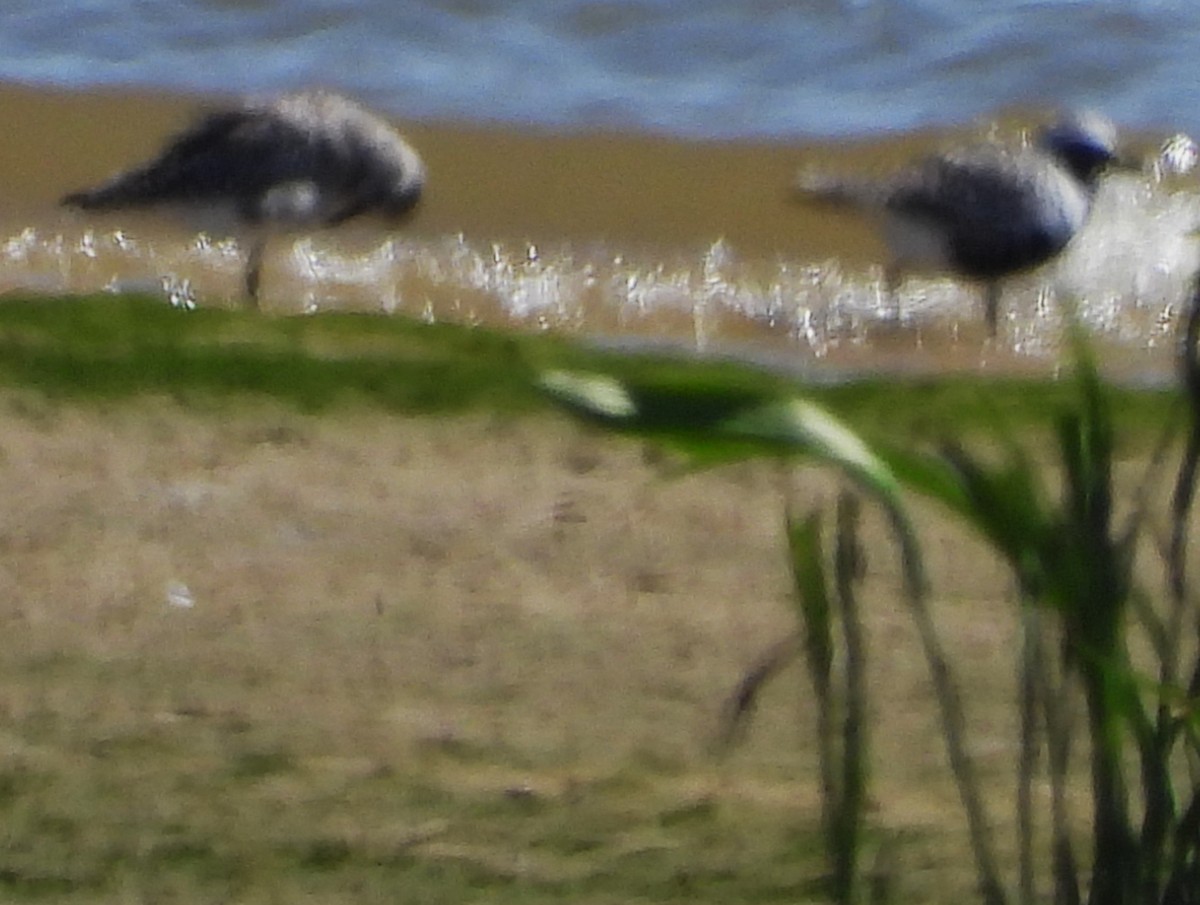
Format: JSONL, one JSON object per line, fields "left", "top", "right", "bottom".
{"left": 244, "top": 236, "right": 267, "bottom": 310}
{"left": 882, "top": 263, "right": 903, "bottom": 324}
{"left": 983, "top": 283, "right": 1001, "bottom": 338}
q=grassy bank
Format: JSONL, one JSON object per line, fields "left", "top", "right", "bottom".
{"left": 0, "top": 294, "right": 1181, "bottom": 904}
{"left": 0, "top": 293, "right": 1177, "bottom": 433}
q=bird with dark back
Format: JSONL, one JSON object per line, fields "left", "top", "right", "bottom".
{"left": 793, "top": 112, "right": 1131, "bottom": 336}
{"left": 62, "top": 90, "right": 426, "bottom": 307}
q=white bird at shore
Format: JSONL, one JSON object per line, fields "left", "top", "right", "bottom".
{"left": 62, "top": 90, "right": 426, "bottom": 306}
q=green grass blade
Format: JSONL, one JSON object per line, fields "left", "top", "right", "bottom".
{"left": 722, "top": 398, "right": 901, "bottom": 500}
{"left": 787, "top": 510, "right": 834, "bottom": 688}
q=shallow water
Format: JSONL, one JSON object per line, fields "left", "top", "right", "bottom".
{"left": 9, "top": 173, "right": 1198, "bottom": 385}
{"left": 0, "top": 86, "right": 1198, "bottom": 385}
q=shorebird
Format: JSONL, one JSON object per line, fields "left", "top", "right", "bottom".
{"left": 62, "top": 90, "right": 426, "bottom": 307}
{"left": 793, "top": 112, "right": 1129, "bottom": 336}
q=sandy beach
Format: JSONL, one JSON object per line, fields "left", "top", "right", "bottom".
{"left": 0, "top": 81, "right": 917, "bottom": 263}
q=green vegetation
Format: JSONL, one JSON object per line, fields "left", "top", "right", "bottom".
{"left": 546, "top": 320, "right": 1200, "bottom": 903}
{"left": 0, "top": 290, "right": 1193, "bottom": 904}
{"left": 0, "top": 292, "right": 1176, "bottom": 435}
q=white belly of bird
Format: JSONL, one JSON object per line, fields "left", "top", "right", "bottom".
{"left": 258, "top": 180, "right": 330, "bottom": 227}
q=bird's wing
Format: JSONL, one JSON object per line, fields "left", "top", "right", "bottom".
{"left": 886, "top": 151, "right": 1074, "bottom": 278}
{"left": 63, "top": 108, "right": 333, "bottom": 211}
{"left": 886, "top": 151, "right": 1036, "bottom": 229}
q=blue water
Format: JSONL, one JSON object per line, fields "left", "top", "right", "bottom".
{"left": 3, "top": 0, "right": 1199, "bottom": 139}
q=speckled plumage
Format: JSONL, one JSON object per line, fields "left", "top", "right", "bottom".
{"left": 794, "top": 113, "right": 1124, "bottom": 334}
{"left": 62, "top": 90, "right": 426, "bottom": 303}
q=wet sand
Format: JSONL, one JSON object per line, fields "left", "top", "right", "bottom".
{"left": 0, "top": 81, "right": 917, "bottom": 264}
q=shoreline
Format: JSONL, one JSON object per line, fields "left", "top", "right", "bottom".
{"left": 0, "top": 81, "right": 1186, "bottom": 386}
{"left": 0, "top": 80, "right": 934, "bottom": 264}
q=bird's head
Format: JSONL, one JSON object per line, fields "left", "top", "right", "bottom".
{"left": 1037, "top": 111, "right": 1131, "bottom": 184}
{"left": 381, "top": 180, "right": 424, "bottom": 218}
{"left": 378, "top": 138, "right": 427, "bottom": 219}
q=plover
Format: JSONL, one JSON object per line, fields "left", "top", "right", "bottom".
{"left": 793, "top": 112, "right": 1128, "bottom": 335}
{"left": 62, "top": 90, "right": 426, "bottom": 307}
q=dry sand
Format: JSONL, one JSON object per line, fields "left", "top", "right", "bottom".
{"left": 0, "top": 389, "right": 1036, "bottom": 893}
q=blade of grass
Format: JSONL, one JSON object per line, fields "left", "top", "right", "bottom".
{"left": 833, "top": 493, "right": 869, "bottom": 905}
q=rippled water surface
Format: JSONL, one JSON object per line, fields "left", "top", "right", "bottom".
{"left": 4, "top": 0, "right": 1200, "bottom": 139}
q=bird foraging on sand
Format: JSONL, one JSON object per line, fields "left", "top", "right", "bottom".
{"left": 62, "top": 90, "right": 426, "bottom": 307}
{"left": 792, "top": 111, "right": 1129, "bottom": 336}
